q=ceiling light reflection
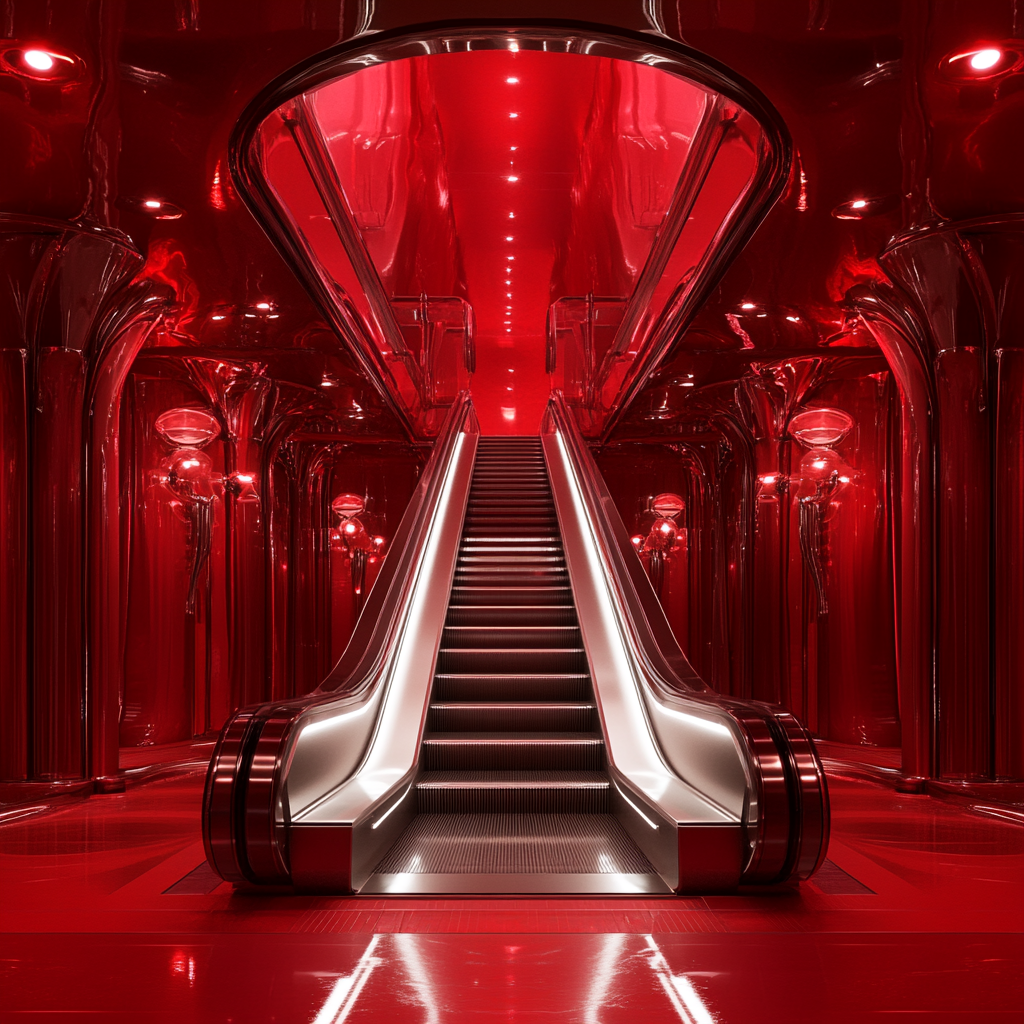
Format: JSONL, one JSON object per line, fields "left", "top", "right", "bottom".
{"left": 970, "top": 47, "right": 1002, "bottom": 69}
{"left": 644, "top": 936, "right": 717, "bottom": 1024}
{"left": 23, "top": 49, "right": 54, "bottom": 70}
{"left": 312, "top": 936, "right": 383, "bottom": 1024}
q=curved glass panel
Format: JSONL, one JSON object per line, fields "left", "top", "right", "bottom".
{"left": 239, "top": 31, "right": 786, "bottom": 437}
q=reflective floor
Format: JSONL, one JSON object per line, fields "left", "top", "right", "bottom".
{"left": 1, "top": 770, "right": 1021, "bottom": 1022}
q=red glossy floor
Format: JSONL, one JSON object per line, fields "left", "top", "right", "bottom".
{"left": 1, "top": 770, "right": 1020, "bottom": 1022}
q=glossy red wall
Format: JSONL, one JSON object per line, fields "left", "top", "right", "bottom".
{"left": 0, "top": 0, "right": 1020, "bottom": 803}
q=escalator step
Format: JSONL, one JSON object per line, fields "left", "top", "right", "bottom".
{"left": 371, "top": 814, "right": 652, "bottom": 874}
{"left": 437, "top": 648, "right": 587, "bottom": 673}
{"left": 457, "top": 555, "right": 564, "bottom": 565}
{"left": 416, "top": 771, "right": 609, "bottom": 813}
{"left": 441, "top": 626, "right": 580, "bottom": 648}
{"left": 428, "top": 701, "right": 595, "bottom": 732}
{"left": 449, "top": 586, "right": 574, "bottom": 605}
{"left": 422, "top": 733, "right": 604, "bottom": 770}
{"left": 433, "top": 674, "right": 590, "bottom": 701}
{"left": 444, "top": 606, "right": 579, "bottom": 627}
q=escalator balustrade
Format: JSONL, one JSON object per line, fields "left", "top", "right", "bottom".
{"left": 365, "top": 437, "right": 661, "bottom": 892}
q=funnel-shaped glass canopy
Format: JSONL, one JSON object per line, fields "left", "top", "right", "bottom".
{"left": 238, "top": 30, "right": 786, "bottom": 436}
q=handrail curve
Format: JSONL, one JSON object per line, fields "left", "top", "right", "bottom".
{"left": 544, "top": 392, "right": 828, "bottom": 884}
{"left": 202, "top": 394, "right": 475, "bottom": 884}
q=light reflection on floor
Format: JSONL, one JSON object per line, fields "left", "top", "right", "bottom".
{"left": 0, "top": 771, "right": 1021, "bottom": 1021}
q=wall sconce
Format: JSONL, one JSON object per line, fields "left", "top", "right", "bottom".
{"left": 788, "top": 407, "right": 855, "bottom": 616}
{"left": 331, "top": 492, "right": 385, "bottom": 605}
{"left": 155, "top": 407, "right": 222, "bottom": 615}
{"left": 155, "top": 407, "right": 220, "bottom": 447}
{"left": 633, "top": 492, "right": 685, "bottom": 595}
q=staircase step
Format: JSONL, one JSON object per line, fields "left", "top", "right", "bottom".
{"left": 429, "top": 701, "right": 595, "bottom": 732}
{"left": 437, "top": 647, "right": 587, "bottom": 674}
{"left": 449, "top": 586, "right": 574, "bottom": 606}
{"left": 441, "top": 625, "right": 580, "bottom": 648}
{"left": 422, "top": 733, "right": 604, "bottom": 770}
{"left": 445, "top": 605, "right": 579, "bottom": 627}
{"left": 433, "top": 674, "right": 590, "bottom": 701}
{"left": 458, "top": 555, "right": 564, "bottom": 565}
{"left": 453, "top": 573, "right": 569, "bottom": 588}
{"left": 416, "top": 771, "right": 609, "bottom": 813}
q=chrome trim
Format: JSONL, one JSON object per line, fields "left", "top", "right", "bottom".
{"left": 360, "top": 872, "right": 672, "bottom": 895}
{"left": 288, "top": 423, "right": 477, "bottom": 889}
{"left": 230, "top": 22, "right": 791, "bottom": 440}
{"left": 542, "top": 393, "right": 829, "bottom": 888}
{"left": 202, "top": 394, "right": 478, "bottom": 887}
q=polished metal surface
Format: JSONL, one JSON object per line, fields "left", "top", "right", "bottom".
{"left": 541, "top": 393, "right": 829, "bottom": 888}
{"left": 203, "top": 395, "right": 479, "bottom": 888}
{"left": 373, "top": 813, "right": 656, "bottom": 874}
{"left": 360, "top": 872, "right": 671, "bottom": 895}
{"left": 361, "top": 435, "right": 659, "bottom": 893}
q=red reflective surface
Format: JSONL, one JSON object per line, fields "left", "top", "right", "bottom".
{"left": 0, "top": 0, "right": 1022, "bottom": 1014}
{"left": 255, "top": 41, "right": 776, "bottom": 436}
{"left": 1, "top": 769, "right": 1020, "bottom": 1020}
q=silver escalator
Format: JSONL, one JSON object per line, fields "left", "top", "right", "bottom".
{"left": 203, "top": 394, "right": 828, "bottom": 895}
{"left": 363, "top": 436, "right": 665, "bottom": 893}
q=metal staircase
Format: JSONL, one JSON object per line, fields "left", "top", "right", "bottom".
{"left": 365, "top": 436, "right": 661, "bottom": 891}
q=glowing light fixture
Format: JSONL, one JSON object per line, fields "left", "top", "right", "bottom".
{"left": 507, "top": 175, "right": 519, "bottom": 182}
{"left": 970, "top": 48, "right": 1002, "bottom": 69}
{"left": 154, "top": 407, "right": 220, "bottom": 448}
{"left": 120, "top": 196, "right": 185, "bottom": 219}
{"left": 831, "top": 194, "right": 898, "bottom": 219}
{"left": 2, "top": 45, "right": 79, "bottom": 80}
{"left": 789, "top": 407, "right": 854, "bottom": 447}
{"left": 740, "top": 302, "right": 756, "bottom": 310}
{"left": 24, "top": 49, "right": 54, "bottom": 70}
{"left": 506, "top": 76, "right": 519, "bottom": 83}
{"left": 332, "top": 493, "right": 366, "bottom": 519}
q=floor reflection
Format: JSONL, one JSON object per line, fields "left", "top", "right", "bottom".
{"left": 313, "top": 935, "right": 383, "bottom": 1024}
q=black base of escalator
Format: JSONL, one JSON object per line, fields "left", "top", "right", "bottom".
{"left": 363, "top": 436, "right": 666, "bottom": 894}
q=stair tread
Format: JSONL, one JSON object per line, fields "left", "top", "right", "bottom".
{"left": 425, "top": 732, "right": 603, "bottom": 742}
{"left": 430, "top": 701, "right": 594, "bottom": 710}
{"left": 435, "top": 673, "right": 589, "bottom": 680}
{"left": 418, "top": 771, "right": 608, "bottom": 787}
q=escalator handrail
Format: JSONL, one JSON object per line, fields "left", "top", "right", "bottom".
{"left": 203, "top": 393, "right": 477, "bottom": 884}
{"left": 544, "top": 392, "right": 829, "bottom": 883}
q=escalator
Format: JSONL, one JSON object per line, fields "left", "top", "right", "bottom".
{"left": 203, "top": 395, "right": 828, "bottom": 895}
{"left": 363, "top": 436, "right": 664, "bottom": 893}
